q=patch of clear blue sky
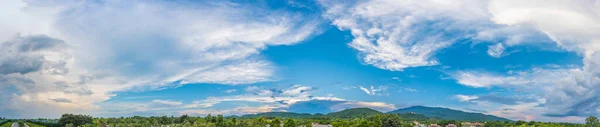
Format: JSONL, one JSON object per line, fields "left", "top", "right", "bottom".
{"left": 106, "top": 0, "right": 582, "bottom": 114}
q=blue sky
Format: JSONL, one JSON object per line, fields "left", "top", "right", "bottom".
{"left": 0, "top": 0, "right": 599, "bottom": 123}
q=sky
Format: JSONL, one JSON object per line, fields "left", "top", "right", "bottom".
{"left": 0, "top": 0, "right": 599, "bottom": 123}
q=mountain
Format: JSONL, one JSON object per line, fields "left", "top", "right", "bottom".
{"left": 395, "top": 113, "right": 430, "bottom": 121}
{"left": 325, "top": 108, "right": 383, "bottom": 118}
{"left": 388, "top": 106, "right": 511, "bottom": 121}
{"left": 241, "top": 108, "right": 382, "bottom": 118}
{"left": 240, "top": 112, "right": 316, "bottom": 118}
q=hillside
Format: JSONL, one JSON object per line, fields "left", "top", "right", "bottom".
{"left": 388, "top": 106, "right": 510, "bottom": 121}
{"left": 325, "top": 108, "right": 383, "bottom": 118}
{"left": 240, "top": 112, "right": 316, "bottom": 118}
{"left": 396, "top": 113, "right": 430, "bottom": 121}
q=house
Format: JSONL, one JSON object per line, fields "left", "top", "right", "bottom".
{"left": 428, "top": 124, "right": 441, "bottom": 127}
{"left": 445, "top": 124, "right": 456, "bottom": 127}
{"left": 462, "top": 122, "right": 484, "bottom": 127}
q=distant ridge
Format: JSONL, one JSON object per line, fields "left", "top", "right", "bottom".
{"left": 240, "top": 106, "right": 510, "bottom": 122}
{"left": 325, "top": 108, "right": 382, "bottom": 118}
{"left": 240, "top": 112, "right": 318, "bottom": 118}
{"left": 387, "top": 106, "right": 511, "bottom": 121}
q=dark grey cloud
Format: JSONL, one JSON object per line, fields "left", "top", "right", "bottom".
{"left": 0, "top": 55, "right": 44, "bottom": 75}
{"left": 50, "top": 98, "right": 73, "bottom": 103}
{"left": 464, "top": 108, "right": 487, "bottom": 113}
{"left": 544, "top": 96, "right": 600, "bottom": 117}
{"left": 502, "top": 108, "right": 515, "bottom": 111}
{"left": 0, "top": 35, "right": 67, "bottom": 75}
{"left": 55, "top": 82, "right": 94, "bottom": 95}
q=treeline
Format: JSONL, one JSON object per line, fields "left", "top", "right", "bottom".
{"left": 23, "top": 114, "right": 599, "bottom": 127}
{"left": 37, "top": 113, "right": 416, "bottom": 127}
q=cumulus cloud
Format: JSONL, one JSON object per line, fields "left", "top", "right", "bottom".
{"left": 452, "top": 67, "right": 598, "bottom": 118}
{"left": 0, "top": 0, "right": 321, "bottom": 118}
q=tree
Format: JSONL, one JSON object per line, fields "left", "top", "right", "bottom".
{"left": 381, "top": 114, "right": 402, "bottom": 127}
{"left": 258, "top": 116, "right": 268, "bottom": 126}
{"left": 179, "top": 114, "right": 189, "bottom": 123}
{"left": 58, "top": 114, "right": 93, "bottom": 127}
{"left": 586, "top": 116, "right": 599, "bottom": 127}
{"left": 270, "top": 117, "right": 282, "bottom": 127}
{"left": 515, "top": 120, "right": 527, "bottom": 126}
{"left": 206, "top": 114, "right": 214, "bottom": 123}
{"left": 284, "top": 118, "right": 297, "bottom": 127}
{"left": 216, "top": 114, "right": 224, "bottom": 127}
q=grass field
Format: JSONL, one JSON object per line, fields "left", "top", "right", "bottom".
{"left": 0, "top": 122, "right": 12, "bottom": 127}
{"left": 25, "top": 122, "right": 45, "bottom": 127}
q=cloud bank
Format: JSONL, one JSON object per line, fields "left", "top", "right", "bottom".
{"left": 0, "top": 0, "right": 320, "bottom": 118}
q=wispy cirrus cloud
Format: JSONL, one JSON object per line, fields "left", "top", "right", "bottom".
{"left": 358, "top": 86, "right": 388, "bottom": 96}
{"left": 319, "top": 0, "right": 600, "bottom": 121}
{"left": 0, "top": 0, "right": 322, "bottom": 118}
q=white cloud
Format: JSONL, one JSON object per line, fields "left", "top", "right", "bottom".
{"left": 452, "top": 68, "right": 598, "bottom": 117}
{"left": 455, "top": 95, "right": 479, "bottom": 102}
{"left": 152, "top": 100, "right": 183, "bottom": 107}
{"left": 319, "top": 0, "right": 502, "bottom": 71}
{"left": 403, "top": 88, "right": 418, "bottom": 92}
{"left": 358, "top": 86, "right": 388, "bottom": 96}
{"left": 487, "top": 43, "right": 506, "bottom": 58}
{"left": 330, "top": 101, "right": 397, "bottom": 112}
{"left": 185, "top": 85, "right": 395, "bottom": 114}
{"left": 0, "top": 0, "right": 320, "bottom": 118}
{"left": 180, "top": 105, "right": 278, "bottom": 116}
{"left": 96, "top": 85, "right": 396, "bottom": 116}
{"left": 320, "top": 0, "right": 600, "bottom": 119}
{"left": 223, "top": 89, "right": 237, "bottom": 93}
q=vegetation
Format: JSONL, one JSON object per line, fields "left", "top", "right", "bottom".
{"left": 58, "top": 114, "right": 93, "bottom": 127}
{"left": 587, "top": 116, "right": 600, "bottom": 127}
{"left": 326, "top": 108, "right": 382, "bottom": 118}
{"left": 25, "top": 122, "right": 45, "bottom": 127}
{"left": 0, "top": 121, "right": 12, "bottom": 127}
{"left": 241, "top": 112, "right": 315, "bottom": 119}
{"left": 388, "top": 106, "right": 510, "bottom": 121}
{"left": 3, "top": 107, "right": 595, "bottom": 127}
{"left": 485, "top": 120, "right": 587, "bottom": 127}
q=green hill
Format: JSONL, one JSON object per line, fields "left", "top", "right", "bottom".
{"left": 395, "top": 113, "right": 430, "bottom": 121}
{"left": 325, "top": 108, "right": 383, "bottom": 118}
{"left": 240, "top": 112, "right": 315, "bottom": 118}
{"left": 387, "top": 106, "right": 510, "bottom": 122}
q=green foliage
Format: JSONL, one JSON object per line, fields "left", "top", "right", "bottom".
{"left": 6, "top": 110, "right": 591, "bottom": 127}
{"left": 388, "top": 106, "right": 510, "bottom": 122}
{"left": 269, "top": 117, "right": 282, "bottom": 127}
{"left": 284, "top": 118, "right": 297, "bottom": 127}
{"left": 58, "top": 114, "right": 93, "bottom": 127}
{"left": 242, "top": 112, "right": 315, "bottom": 118}
{"left": 326, "top": 108, "right": 382, "bottom": 118}
{"left": 485, "top": 120, "right": 585, "bottom": 127}
{"left": 330, "top": 114, "right": 413, "bottom": 127}
{"left": 587, "top": 116, "right": 600, "bottom": 127}
{"left": 24, "top": 122, "right": 45, "bottom": 127}
{"left": 0, "top": 120, "right": 12, "bottom": 127}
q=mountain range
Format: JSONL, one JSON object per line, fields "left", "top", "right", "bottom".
{"left": 240, "top": 106, "right": 511, "bottom": 122}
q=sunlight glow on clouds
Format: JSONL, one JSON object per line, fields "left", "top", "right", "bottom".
{"left": 1, "top": 0, "right": 599, "bottom": 122}
{"left": 0, "top": 0, "right": 320, "bottom": 118}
